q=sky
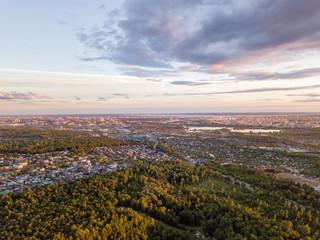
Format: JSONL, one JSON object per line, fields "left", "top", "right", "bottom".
{"left": 1, "top": 0, "right": 320, "bottom": 115}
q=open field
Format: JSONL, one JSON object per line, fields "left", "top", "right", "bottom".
{"left": 276, "top": 172, "right": 320, "bottom": 188}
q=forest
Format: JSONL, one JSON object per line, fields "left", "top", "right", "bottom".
{"left": 0, "top": 127, "right": 89, "bottom": 143}
{"left": 0, "top": 136, "right": 127, "bottom": 155}
{"left": 1, "top": 160, "right": 319, "bottom": 239}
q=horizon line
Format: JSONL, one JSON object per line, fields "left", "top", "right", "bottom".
{"left": 1, "top": 111, "right": 320, "bottom": 117}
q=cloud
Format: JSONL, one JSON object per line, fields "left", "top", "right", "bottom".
{"left": 192, "top": 67, "right": 320, "bottom": 83}
{"left": 146, "top": 78, "right": 163, "bottom": 82}
{"left": 183, "top": 84, "right": 320, "bottom": 96}
{"left": 119, "top": 67, "right": 178, "bottom": 77}
{"left": 97, "top": 93, "right": 130, "bottom": 101}
{"left": 162, "top": 93, "right": 177, "bottom": 96}
{"left": 78, "top": 0, "right": 320, "bottom": 70}
{"left": 234, "top": 68, "right": 320, "bottom": 81}
{"left": 288, "top": 92, "right": 320, "bottom": 103}
{"left": 75, "top": 96, "right": 82, "bottom": 100}
{"left": 170, "top": 80, "right": 211, "bottom": 86}
{"left": 294, "top": 99, "right": 320, "bottom": 102}
{"left": 0, "top": 91, "right": 51, "bottom": 100}
{"left": 287, "top": 93, "right": 320, "bottom": 97}
{"left": 251, "top": 98, "right": 284, "bottom": 102}
{"left": 97, "top": 97, "right": 107, "bottom": 101}
{"left": 112, "top": 93, "right": 129, "bottom": 97}
{"left": 180, "top": 66, "right": 199, "bottom": 72}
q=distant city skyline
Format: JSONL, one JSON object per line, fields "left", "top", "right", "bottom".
{"left": 1, "top": 0, "right": 320, "bottom": 114}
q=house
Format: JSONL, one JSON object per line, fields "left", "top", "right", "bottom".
{"left": 12, "top": 162, "right": 28, "bottom": 169}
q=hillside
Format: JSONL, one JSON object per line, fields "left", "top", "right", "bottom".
{"left": 1, "top": 161, "right": 320, "bottom": 239}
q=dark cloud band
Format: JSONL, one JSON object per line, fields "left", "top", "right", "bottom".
{"left": 0, "top": 91, "right": 51, "bottom": 100}
{"left": 78, "top": 0, "right": 320, "bottom": 70}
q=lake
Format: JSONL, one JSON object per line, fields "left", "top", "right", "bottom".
{"left": 186, "top": 126, "right": 281, "bottom": 133}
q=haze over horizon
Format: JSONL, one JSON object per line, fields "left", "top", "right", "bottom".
{"left": 1, "top": 0, "right": 320, "bottom": 115}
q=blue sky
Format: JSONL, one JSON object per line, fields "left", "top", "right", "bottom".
{"left": 1, "top": 0, "right": 320, "bottom": 115}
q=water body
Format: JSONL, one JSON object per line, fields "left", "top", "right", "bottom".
{"left": 186, "top": 126, "right": 281, "bottom": 133}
